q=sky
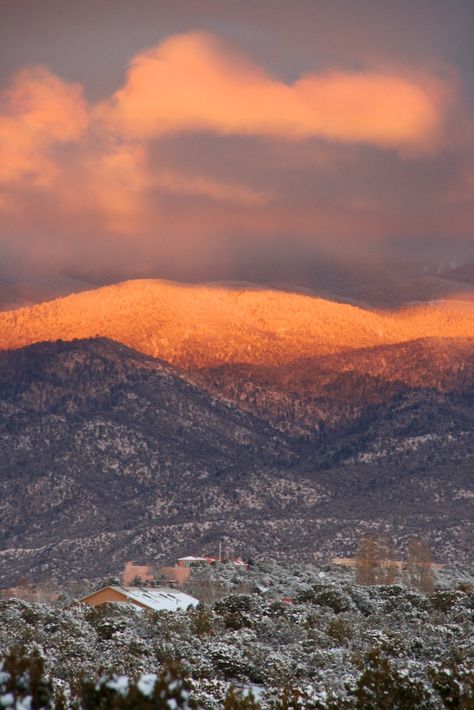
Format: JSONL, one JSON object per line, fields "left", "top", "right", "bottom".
{"left": 0, "top": 0, "right": 473, "bottom": 284}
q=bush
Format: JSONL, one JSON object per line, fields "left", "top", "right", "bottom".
{"left": 78, "top": 662, "right": 197, "bottom": 709}
{"left": 353, "top": 649, "right": 429, "bottom": 709}
{"left": 208, "top": 644, "right": 253, "bottom": 679}
{"left": 296, "top": 586, "right": 352, "bottom": 614}
{"left": 429, "top": 590, "right": 465, "bottom": 613}
{"left": 429, "top": 658, "right": 474, "bottom": 709}
{"left": 215, "top": 595, "right": 254, "bottom": 630}
{"left": 190, "top": 605, "right": 215, "bottom": 636}
{"left": 0, "top": 646, "right": 54, "bottom": 709}
{"left": 223, "top": 685, "right": 261, "bottom": 709}
{"left": 272, "top": 684, "right": 345, "bottom": 709}
{"left": 325, "top": 618, "right": 354, "bottom": 645}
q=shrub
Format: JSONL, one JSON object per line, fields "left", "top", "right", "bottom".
{"left": 325, "top": 618, "right": 354, "bottom": 645}
{"left": 353, "top": 648, "right": 429, "bottom": 709}
{"left": 0, "top": 646, "right": 54, "bottom": 709}
{"left": 215, "top": 595, "right": 254, "bottom": 629}
{"left": 190, "top": 605, "right": 215, "bottom": 636}
{"left": 223, "top": 685, "right": 261, "bottom": 709}
{"left": 296, "top": 586, "right": 352, "bottom": 614}
{"left": 78, "top": 662, "right": 197, "bottom": 709}
{"left": 429, "top": 590, "right": 465, "bottom": 613}
{"left": 429, "top": 658, "right": 474, "bottom": 709}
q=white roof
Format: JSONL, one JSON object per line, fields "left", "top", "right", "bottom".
{"left": 177, "top": 556, "right": 208, "bottom": 561}
{"left": 110, "top": 586, "right": 199, "bottom": 611}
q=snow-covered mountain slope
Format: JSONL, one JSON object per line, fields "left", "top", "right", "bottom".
{"left": 0, "top": 279, "right": 473, "bottom": 368}
{"left": 0, "top": 338, "right": 472, "bottom": 584}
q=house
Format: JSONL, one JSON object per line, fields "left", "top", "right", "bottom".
{"left": 176, "top": 556, "right": 210, "bottom": 568}
{"left": 78, "top": 586, "right": 199, "bottom": 611}
{"left": 161, "top": 555, "right": 248, "bottom": 586}
{"left": 121, "top": 560, "right": 155, "bottom": 585}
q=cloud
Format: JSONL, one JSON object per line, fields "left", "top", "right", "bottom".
{"left": 155, "top": 170, "right": 272, "bottom": 205}
{"left": 100, "top": 32, "right": 451, "bottom": 151}
{"left": 0, "top": 66, "right": 89, "bottom": 187}
{"left": 0, "top": 31, "right": 471, "bottom": 280}
{"left": 0, "top": 39, "right": 280, "bottom": 227}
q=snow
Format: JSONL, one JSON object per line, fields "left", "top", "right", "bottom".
{"left": 137, "top": 673, "right": 157, "bottom": 697}
{"left": 1, "top": 560, "right": 474, "bottom": 708}
{"left": 110, "top": 586, "right": 199, "bottom": 611}
{"left": 104, "top": 675, "right": 129, "bottom": 695}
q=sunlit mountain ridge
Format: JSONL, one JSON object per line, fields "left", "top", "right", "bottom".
{"left": 1, "top": 279, "right": 474, "bottom": 368}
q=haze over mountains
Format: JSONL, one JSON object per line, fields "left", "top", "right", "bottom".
{"left": 1, "top": 256, "right": 473, "bottom": 313}
{"left": 0, "top": 272, "right": 473, "bottom": 583}
{"left": 0, "top": 270, "right": 94, "bottom": 312}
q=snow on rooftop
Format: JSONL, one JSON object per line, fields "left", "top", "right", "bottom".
{"left": 111, "top": 586, "right": 198, "bottom": 612}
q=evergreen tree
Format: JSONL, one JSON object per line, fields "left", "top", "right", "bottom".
{"left": 354, "top": 649, "right": 429, "bottom": 709}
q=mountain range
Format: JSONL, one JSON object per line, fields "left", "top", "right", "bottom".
{"left": 1, "top": 278, "right": 474, "bottom": 367}
{"left": 0, "top": 278, "right": 473, "bottom": 584}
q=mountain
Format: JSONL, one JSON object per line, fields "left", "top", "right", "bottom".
{"left": 337, "top": 275, "right": 474, "bottom": 308}
{"left": 193, "top": 337, "right": 474, "bottom": 439}
{"left": 0, "top": 338, "right": 296, "bottom": 584}
{"left": 0, "top": 278, "right": 473, "bottom": 584}
{"left": 0, "top": 271, "right": 93, "bottom": 311}
{"left": 249, "top": 256, "right": 474, "bottom": 307}
{"left": 1, "top": 279, "right": 474, "bottom": 368}
{"left": 0, "top": 338, "right": 472, "bottom": 585}
{"left": 441, "top": 262, "right": 474, "bottom": 287}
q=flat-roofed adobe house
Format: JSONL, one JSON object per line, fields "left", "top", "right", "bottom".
{"left": 121, "top": 560, "right": 155, "bottom": 585}
{"left": 162, "top": 555, "right": 249, "bottom": 585}
{"left": 78, "top": 586, "right": 198, "bottom": 612}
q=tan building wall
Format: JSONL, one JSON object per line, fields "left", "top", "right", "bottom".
{"left": 79, "top": 587, "right": 132, "bottom": 607}
{"left": 161, "top": 566, "right": 191, "bottom": 585}
{"left": 122, "top": 561, "right": 155, "bottom": 585}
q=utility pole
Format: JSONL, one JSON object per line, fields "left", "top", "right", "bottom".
{"left": 218, "top": 541, "right": 222, "bottom": 562}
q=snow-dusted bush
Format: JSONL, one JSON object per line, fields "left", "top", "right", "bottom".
{"left": 0, "top": 561, "right": 473, "bottom": 708}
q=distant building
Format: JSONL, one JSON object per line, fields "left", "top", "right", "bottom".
{"left": 0, "top": 585, "right": 59, "bottom": 603}
{"left": 176, "top": 556, "right": 210, "bottom": 568}
{"left": 121, "top": 561, "right": 156, "bottom": 585}
{"left": 161, "top": 555, "right": 248, "bottom": 586}
{"left": 78, "top": 586, "right": 198, "bottom": 612}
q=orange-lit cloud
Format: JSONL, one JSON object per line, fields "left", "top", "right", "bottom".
{"left": 155, "top": 170, "right": 272, "bottom": 205}
{"left": 0, "top": 66, "right": 88, "bottom": 187}
{"left": 0, "top": 30, "right": 470, "bottom": 277}
{"left": 56, "top": 142, "right": 271, "bottom": 239}
{"left": 101, "top": 32, "right": 449, "bottom": 150}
